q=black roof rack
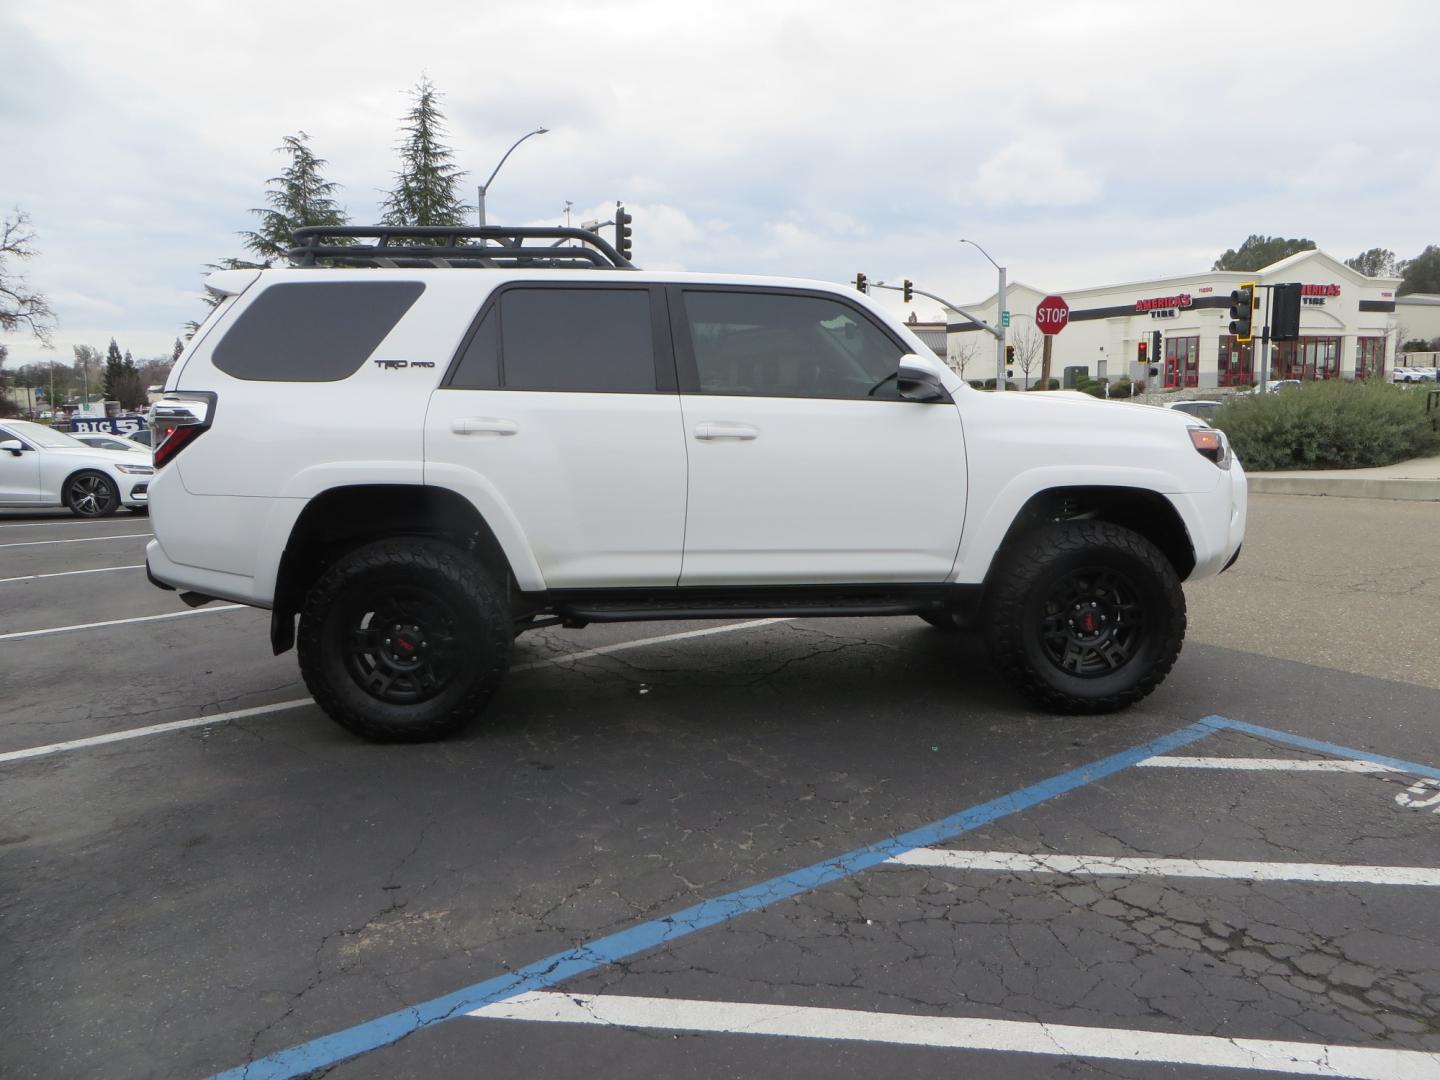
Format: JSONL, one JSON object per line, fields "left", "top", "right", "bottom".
{"left": 287, "top": 224, "right": 635, "bottom": 270}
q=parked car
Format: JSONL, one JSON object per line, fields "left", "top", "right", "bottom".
{"left": 73, "top": 432, "right": 150, "bottom": 453}
{"left": 1392, "top": 367, "right": 1438, "bottom": 384}
{"left": 1249, "top": 379, "right": 1302, "bottom": 394}
{"left": 0, "top": 420, "right": 152, "bottom": 517}
{"left": 1165, "top": 400, "right": 1223, "bottom": 422}
{"left": 125, "top": 428, "right": 154, "bottom": 448}
{"left": 146, "top": 223, "right": 1246, "bottom": 742}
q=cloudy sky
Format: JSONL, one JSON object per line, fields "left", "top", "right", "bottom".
{"left": 3, "top": 0, "right": 1439, "bottom": 368}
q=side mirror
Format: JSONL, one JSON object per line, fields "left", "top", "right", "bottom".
{"left": 897, "top": 364, "right": 952, "bottom": 404}
{"left": 1, "top": 439, "right": 24, "bottom": 456}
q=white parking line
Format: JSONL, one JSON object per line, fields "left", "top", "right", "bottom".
{"left": 1139, "top": 756, "right": 1396, "bottom": 772}
{"left": 887, "top": 849, "right": 1440, "bottom": 887}
{"left": 0, "top": 563, "right": 145, "bottom": 585}
{"left": 0, "top": 618, "right": 790, "bottom": 764}
{"left": 0, "top": 532, "right": 151, "bottom": 549}
{"left": 470, "top": 992, "right": 1440, "bottom": 1079}
{"left": 0, "top": 699, "right": 315, "bottom": 764}
{"left": 0, "top": 519, "right": 149, "bottom": 529}
{"left": 0, "top": 605, "right": 245, "bottom": 641}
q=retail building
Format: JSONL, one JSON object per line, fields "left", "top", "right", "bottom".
{"left": 944, "top": 249, "right": 1401, "bottom": 389}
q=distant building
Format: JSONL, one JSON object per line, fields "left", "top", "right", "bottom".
{"left": 945, "top": 249, "right": 1402, "bottom": 388}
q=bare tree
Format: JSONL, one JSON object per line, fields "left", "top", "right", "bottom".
{"left": 948, "top": 335, "right": 980, "bottom": 381}
{"left": 1010, "top": 325, "right": 1042, "bottom": 388}
{"left": 1, "top": 210, "right": 57, "bottom": 345}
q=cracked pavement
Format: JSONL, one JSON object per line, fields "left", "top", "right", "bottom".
{"left": 2, "top": 497, "right": 1438, "bottom": 1079}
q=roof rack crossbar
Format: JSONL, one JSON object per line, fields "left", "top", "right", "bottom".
{"left": 288, "top": 224, "right": 634, "bottom": 269}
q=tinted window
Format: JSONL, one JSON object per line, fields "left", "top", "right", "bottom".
{"left": 450, "top": 306, "right": 500, "bottom": 389}
{"left": 683, "top": 291, "right": 905, "bottom": 399}
{"left": 213, "top": 282, "right": 424, "bottom": 382}
{"left": 499, "top": 288, "right": 655, "bottom": 393}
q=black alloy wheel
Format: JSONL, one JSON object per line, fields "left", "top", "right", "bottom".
{"left": 1038, "top": 567, "right": 1145, "bottom": 677}
{"left": 342, "top": 585, "right": 461, "bottom": 705}
{"left": 65, "top": 472, "right": 120, "bottom": 518}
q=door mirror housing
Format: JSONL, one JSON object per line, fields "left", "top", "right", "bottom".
{"left": 894, "top": 353, "right": 953, "bottom": 404}
{"left": 1, "top": 439, "right": 25, "bottom": 456}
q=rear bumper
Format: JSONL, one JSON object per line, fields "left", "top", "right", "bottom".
{"left": 145, "top": 538, "right": 268, "bottom": 608}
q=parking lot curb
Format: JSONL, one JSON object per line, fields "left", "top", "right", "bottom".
{"left": 1247, "top": 475, "right": 1440, "bottom": 501}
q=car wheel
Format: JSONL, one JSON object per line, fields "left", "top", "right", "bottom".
{"left": 297, "top": 537, "right": 512, "bottom": 743}
{"left": 983, "top": 521, "right": 1185, "bottom": 714}
{"left": 64, "top": 471, "right": 121, "bottom": 518}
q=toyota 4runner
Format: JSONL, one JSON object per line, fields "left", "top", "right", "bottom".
{"left": 147, "top": 224, "right": 1246, "bottom": 742}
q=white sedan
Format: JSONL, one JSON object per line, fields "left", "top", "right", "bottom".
{"left": 0, "top": 419, "right": 152, "bottom": 517}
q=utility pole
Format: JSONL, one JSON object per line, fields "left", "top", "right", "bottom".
{"left": 996, "top": 265, "right": 1008, "bottom": 390}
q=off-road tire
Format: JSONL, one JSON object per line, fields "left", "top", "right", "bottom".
{"left": 984, "top": 521, "right": 1185, "bottom": 714}
{"left": 298, "top": 537, "right": 511, "bottom": 743}
{"left": 64, "top": 471, "right": 120, "bottom": 518}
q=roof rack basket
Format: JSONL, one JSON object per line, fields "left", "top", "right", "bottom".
{"left": 287, "top": 224, "right": 635, "bottom": 270}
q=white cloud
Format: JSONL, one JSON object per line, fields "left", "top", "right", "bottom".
{"left": 969, "top": 139, "right": 1102, "bottom": 209}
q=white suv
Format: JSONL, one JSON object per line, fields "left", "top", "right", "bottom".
{"left": 147, "top": 225, "right": 1246, "bottom": 742}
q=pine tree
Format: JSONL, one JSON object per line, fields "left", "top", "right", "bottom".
{"left": 239, "top": 132, "right": 351, "bottom": 262}
{"left": 103, "top": 338, "right": 124, "bottom": 400}
{"left": 381, "top": 78, "right": 471, "bottom": 227}
{"left": 172, "top": 338, "right": 184, "bottom": 363}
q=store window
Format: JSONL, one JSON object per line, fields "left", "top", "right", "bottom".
{"left": 1217, "top": 336, "right": 1254, "bottom": 387}
{"left": 1272, "top": 336, "right": 1341, "bottom": 381}
{"left": 1356, "top": 337, "right": 1387, "bottom": 379}
{"left": 1163, "top": 336, "right": 1200, "bottom": 389}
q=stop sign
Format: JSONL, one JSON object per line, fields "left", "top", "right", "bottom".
{"left": 1036, "top": 295, "right": 1069, "bottom": 335}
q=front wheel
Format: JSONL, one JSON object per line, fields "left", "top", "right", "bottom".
{"left": 984, "top": 521, "right": 1185, "bottom": 714}
{"left": 297, "top": 538, "right": 512, "bottom": 742}
{"left": 65, "top": 472, "right": 120, "bottom": 518}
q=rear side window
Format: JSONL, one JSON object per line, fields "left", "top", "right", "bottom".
{"left": 212, "top": 281, "right": 425, "bottom": 382}
{"left": 498, "top": 288, "right": 655, "bottom": 393}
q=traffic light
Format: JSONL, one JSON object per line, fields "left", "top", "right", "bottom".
{"left": 1228, "top": 281, "right": 1256, "bottom": 343}
{"left": 615, "top": 203, "right": 633, "bottom": 262}
{"left": 902, "top": 279, "right": 913, "bottom": 303}
{"left": 1005, "top": 344, "right": 1015, "bottom": 364}
{"left": 855, "top": 272, "right": 868, "bottom": 294}
{"left": 1137, "top": 340, "right": 1148, "bottom": 365}
{"left": 1271, "top": 282, "right": 1302, "bottom": 341}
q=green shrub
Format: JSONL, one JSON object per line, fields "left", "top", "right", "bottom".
{"left": 1211, "top": 379, "right": 1440, "bottom": 471}
{"left": 1025, "top": 378, "right": 1061, "bottom": 391}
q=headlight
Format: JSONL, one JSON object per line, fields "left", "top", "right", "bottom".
{"left": 1187, "top": 426, "right": 1232, "bottom": 468}
{"left": 114, "top": 463, "right": 154, "bottom": 475}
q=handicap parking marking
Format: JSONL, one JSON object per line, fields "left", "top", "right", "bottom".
{"left": 208, "top": 714, "right": 1440, "bottom": 1080}
{"left": 210, "top": 720, "right": 1225, "bottom": 1079}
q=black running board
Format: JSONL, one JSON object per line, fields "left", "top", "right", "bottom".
{"left": 528, "top": 584, "right": 982, "bottom": 626}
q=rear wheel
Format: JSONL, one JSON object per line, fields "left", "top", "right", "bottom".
{"left": 984, "top": 521, "right": 1185, "bottom": 714}
{"left": 297, "top": 537, "right": 511, "bottom": 742}
{"left": 65, "top": 471, "right": 120, "bottom": 518}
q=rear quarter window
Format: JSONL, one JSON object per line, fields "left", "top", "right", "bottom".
{"left": 212, "top": 281, "right": 425, "bottom": 382}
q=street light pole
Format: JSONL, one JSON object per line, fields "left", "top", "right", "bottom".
{"left": 961, "top": 238, "right": 1007, "bottom": 392}
{"left": 476, "top": 127, "right": 549, "bottom": 227}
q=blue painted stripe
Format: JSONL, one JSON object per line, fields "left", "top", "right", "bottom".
{"left": 1211, "top": 716, "right": 1440, "bottom": 781}
{"left": 210, "top": 717, "right": 1224, "bottom": 1080}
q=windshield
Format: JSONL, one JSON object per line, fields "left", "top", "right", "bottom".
{"left": 8, "top": 421, "right": 88, "bottom": 449}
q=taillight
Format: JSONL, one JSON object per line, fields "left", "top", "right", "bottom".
{"left": 150, "top": 392, "right": 217, "bottom": 469}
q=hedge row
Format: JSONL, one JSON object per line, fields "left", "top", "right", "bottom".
{"left": 1211, "top": 379, "right": 1440, "bottom": 471}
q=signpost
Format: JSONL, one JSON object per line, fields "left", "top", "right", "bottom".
{"left": 1036, "top": 295, "right": 1069, "bottom": 389}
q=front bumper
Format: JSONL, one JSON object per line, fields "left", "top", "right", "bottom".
{"left": 1168, "top": 461, "right": 1247, "bottom": 580}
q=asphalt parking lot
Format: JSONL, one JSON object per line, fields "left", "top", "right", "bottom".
{"left": 2, "top": 497, "right": 1439, "bottom": 1080}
